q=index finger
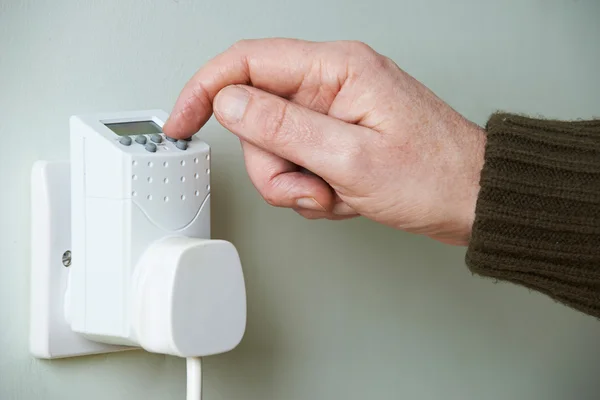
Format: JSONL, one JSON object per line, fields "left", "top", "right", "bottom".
{"left": 163, "top": 38, "right": 323, "bottom": 139}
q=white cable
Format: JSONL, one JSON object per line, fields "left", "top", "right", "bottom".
{"left": 186, "top": 357, "right": 202, "bottom": 400}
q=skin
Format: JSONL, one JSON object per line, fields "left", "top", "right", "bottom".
{"left": 163, "top": 38, "right": 486, "bottom": 246}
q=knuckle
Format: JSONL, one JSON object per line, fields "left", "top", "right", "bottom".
{"left": 261, "top": 176, "right": 291, "bottom": 207}
{"left": 262, "top": 191, "right": 280, "bottom": 207}
{"left": 229, "top": 39, "right": 252, "bottom": 51}
{"left": 381, "top": 55, "right": 400, "bottom": 70}
{"left": 339, "top": 41, "right": 392, "bottom": 75}
{"left": 337, "top": 139, "right": 365, "bottom": 172}
{"left": 371, "top": 54, "right": 394, "bottom": 72}
{"left": 334, "top": 137, "right": 379, "bottom": 188}
{"left": 343, "top": 40, "right": 375, "bottom": 55}
{"left": 188, "top": 82, "right": 211, "bottom": 112}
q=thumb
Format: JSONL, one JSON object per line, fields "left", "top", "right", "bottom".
{"left": 212, "top": 84, "right": 371, "bottom": 186}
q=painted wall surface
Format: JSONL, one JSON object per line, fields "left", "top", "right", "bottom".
{"left": 1, "top": 1, "right": 599, "bottom": 399}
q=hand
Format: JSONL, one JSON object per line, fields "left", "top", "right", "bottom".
{"left": 163, "top": 38, "right": 486, "bottom": 246}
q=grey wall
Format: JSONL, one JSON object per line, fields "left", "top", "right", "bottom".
{"left": 1, "top": 0, "right": 599, "bottom": 399}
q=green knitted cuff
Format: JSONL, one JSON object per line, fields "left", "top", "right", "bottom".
{"left": 466, "top": 112, "right": 600, "bottom": 318}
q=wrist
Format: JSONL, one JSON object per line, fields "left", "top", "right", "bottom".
{"left": 450, "top": 121, "right": 487, "bottom": 246}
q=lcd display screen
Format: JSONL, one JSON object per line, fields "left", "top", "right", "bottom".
{"left": 104, "top": 120, "right": 162, "bottom": 136}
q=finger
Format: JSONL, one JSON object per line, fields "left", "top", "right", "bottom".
{"left": 240, "top": 141, "right": 336, "bottom": 211}
{"left": 213, "top": 84, "right": 371, "bottom": 184}
{"left": 163, "top": 38, "right": 339, "bottom": 139}
{"left": 332, "top": 192, "right": 359, "bottom": 216}
{"left": 293, "top": 208, "right": 359, "bottom": 221}
{"left": 332, "top": 202, "right": 359, "bottom": 216}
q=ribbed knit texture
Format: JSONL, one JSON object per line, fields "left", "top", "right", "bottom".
{"left": 466, "top": 112, "right": 600, "bottom": 319}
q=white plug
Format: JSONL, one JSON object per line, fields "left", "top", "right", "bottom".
{"left": 132, "top": 237, "right": 246, "bottom": 357}
{"left": 133, "top": 236, "right": 246, "bottom": 400}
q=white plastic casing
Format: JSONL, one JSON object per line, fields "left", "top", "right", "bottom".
{"left": 132, "top": 237, "right": 246, "bottom": 357}
{"left": 30, "top": 109, "right": 246, "bottom": 360}
{"left": 67, "top": 110, "right": 245, "bottom": 353}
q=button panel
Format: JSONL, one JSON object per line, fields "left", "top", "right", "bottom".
{"left": 118, "top": 134, "right": 196, "bottom": 152}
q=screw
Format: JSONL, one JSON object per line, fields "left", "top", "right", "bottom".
{"left": 62, "top": 250, "right": 71, "bottom": 267}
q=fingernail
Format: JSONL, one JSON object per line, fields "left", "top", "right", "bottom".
{"left": 215, "top": 86, "right": 250, "bottom": 124}
{"left": 296, "top": 198, "right": 326, "bottom": 211}
{"left": 333, "top": 203, "right": 357, "bottom": 215}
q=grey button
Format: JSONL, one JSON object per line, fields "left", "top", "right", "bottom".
{"left": 145, "top": 143, "right": 157, "bottom": 153}
{"left": 176, "top": 140, "right": 188, "bottom": 150}
{"left": 119, "top": 136, "right": 132, "bottom": 146}
{"left": 165, "top": 135, "right": 177, "bottom": 142}
{"left": 150, "top": 134, "right": 163, "bottom": 143}
{"left": 135, "top": 135, "right": 147, "bottom": 145}
{"left": 184, "top": 136, "right": 192, "bottom": 142}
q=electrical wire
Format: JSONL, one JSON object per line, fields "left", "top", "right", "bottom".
{"left": 186, "top": 357, "right": 202, "bottom": 400}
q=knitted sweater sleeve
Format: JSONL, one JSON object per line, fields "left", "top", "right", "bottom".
{"left": 465, "top": 112, "right": 600, "bottom": 318}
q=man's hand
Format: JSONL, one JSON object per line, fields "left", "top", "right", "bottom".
{"left": 163, "top": 38, "right": 486, "bottom": 246}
